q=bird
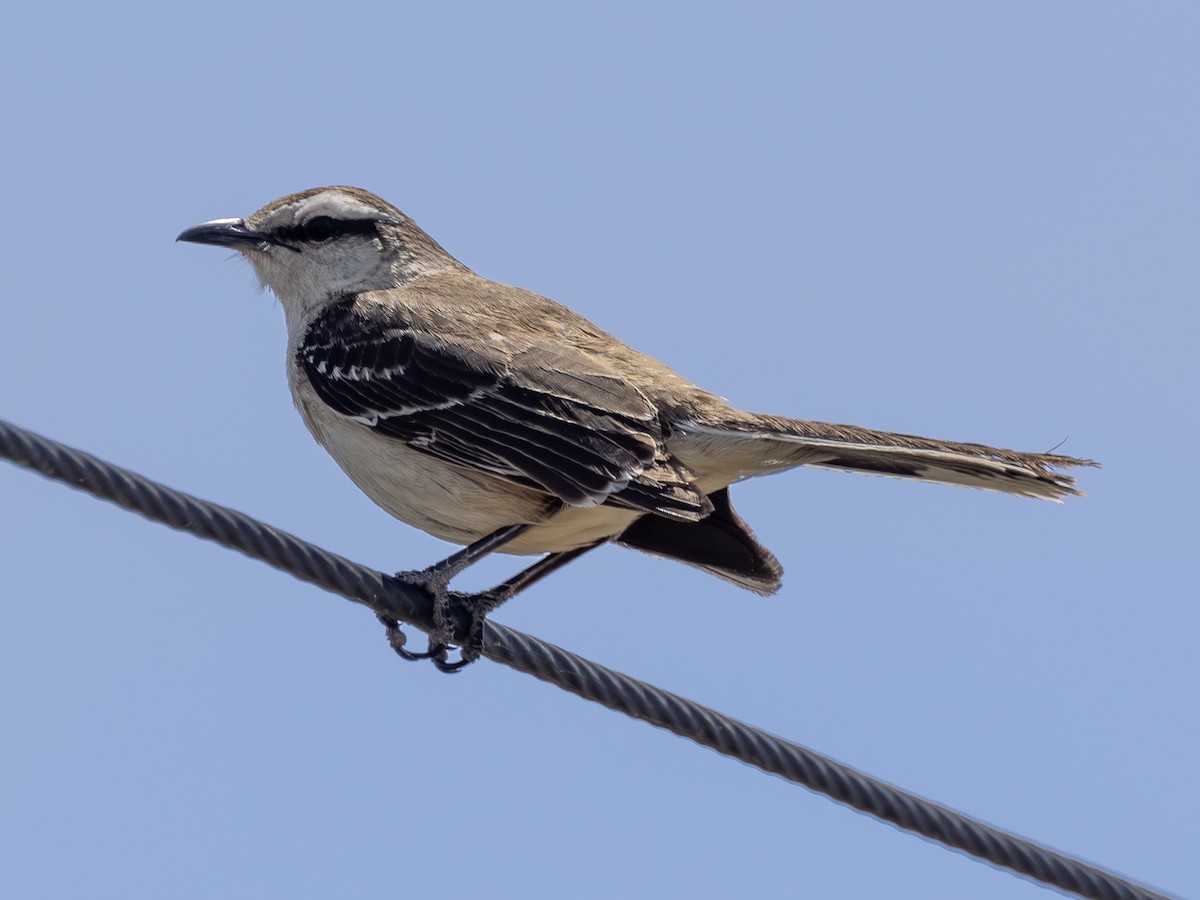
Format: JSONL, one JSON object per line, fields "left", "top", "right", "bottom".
{"left": 178, "top": 186, "right": 1095, "bottom": 669}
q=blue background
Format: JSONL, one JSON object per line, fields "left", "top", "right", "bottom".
{"left": 2, "top": 4, "right": 1195, "bottom": 898}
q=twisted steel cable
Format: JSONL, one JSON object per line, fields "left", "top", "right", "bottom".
{"left": 0, "top": 416, "right": 1169, "bottom": 900}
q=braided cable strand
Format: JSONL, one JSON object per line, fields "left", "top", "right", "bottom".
{"left": 0, "top": 418, "right": 437, "bottom": 628}
{"left": 0, "top": 417, "right": 1168, "bottom": 900}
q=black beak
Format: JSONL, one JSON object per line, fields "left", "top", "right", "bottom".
{"left": 176, "top": 218, "right": 282, "bottom": 249}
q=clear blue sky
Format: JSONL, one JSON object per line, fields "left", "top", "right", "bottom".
{"left": 2, "top": 4, "right": 1195, "bottom": 898}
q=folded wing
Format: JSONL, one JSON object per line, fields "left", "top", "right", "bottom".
{"left": 298, "top": 298, "right": 713, "bottom": 520}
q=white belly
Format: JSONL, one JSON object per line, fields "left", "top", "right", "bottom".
{"left": 291, "top": 377, "right": 643, "bottom": 553}
{"left": 506, "top": 504, "right": 643, "bottom": 554}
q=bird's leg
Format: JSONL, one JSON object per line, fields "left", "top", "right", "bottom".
{"left": 401, "top": 523, "right": 534, "bottom": 590}
{"left": 379, "top": 525, "right": 604, "bottom": 672}
{"left": 380, "top": 523, "right": 533, "bottom": 665}
{"left": 429, "top": 541, "right": 605, "bottom": 672}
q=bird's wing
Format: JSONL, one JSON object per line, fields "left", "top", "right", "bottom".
{"left": 297, "top": 298, "right": 712, "bottom": 520}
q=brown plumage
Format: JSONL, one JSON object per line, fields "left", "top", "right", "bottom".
{"left": 180, "top": 186, "right": 1096, "bottom": 597}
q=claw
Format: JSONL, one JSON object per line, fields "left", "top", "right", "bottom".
{"left": 431, "top": 652, "right": 473, "bottom": 674}
{"left": 396, "top": 640, "right": 448, "bottom": 662}
{"left": 376, "top": 532, "right": 596, "bottom": 673}
{"left": 377, "top": 587, "right": 502, "bottom": 671}
{"left": 376, "top": 612, "right": 446, "bottom": 662}
{"left": 393, "top": 566, "right": 456, "bottom": 639}
{"left": 383, "top": 569, "right": 483, "bottom": 670}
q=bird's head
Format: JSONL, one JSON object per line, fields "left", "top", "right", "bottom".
{"left": 177, "top": 186, "right": 461, "bottom": 325}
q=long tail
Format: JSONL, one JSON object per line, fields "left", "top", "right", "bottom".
{"left": 679, "top": 413, "right": 1098, "bottom": 501}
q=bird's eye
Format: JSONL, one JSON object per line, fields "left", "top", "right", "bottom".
{"left": 304, "top": 216, "right": 338, "bottom": 241}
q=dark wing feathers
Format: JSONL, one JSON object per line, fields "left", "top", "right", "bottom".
{"left": 298, "top": 299, "right": 710, "bottom": 519}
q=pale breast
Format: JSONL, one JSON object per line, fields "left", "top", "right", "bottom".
{"left": 287, "top": 351, "right": 682, "bottom": 554}
{"left": 288, "top": 372, "right": 545, "bottom": 538}
{"left": 504, "top": 504, "right": 644, "bottom": 555}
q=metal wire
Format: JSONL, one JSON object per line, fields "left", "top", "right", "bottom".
{"left": 0, "top": 416, "right": 1170, "bottom": 900}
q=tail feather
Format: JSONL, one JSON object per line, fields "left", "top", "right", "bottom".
{"left": 679, "top": 414, "right": 1097, "bottom": 502}
{"left": 616, "top": 487, "right": 782, "bottom": 593}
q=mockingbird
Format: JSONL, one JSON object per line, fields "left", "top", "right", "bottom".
{"left": 179, "top": 186, "right": 1094, "bottom": 669}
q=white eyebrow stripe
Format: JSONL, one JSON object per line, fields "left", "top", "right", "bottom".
{"left": 297, "top": 192, "right": 384, "bottom": 221}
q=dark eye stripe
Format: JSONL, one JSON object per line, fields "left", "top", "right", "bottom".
{"left": 274, "top": 216, "right": 381, "bottom": 243}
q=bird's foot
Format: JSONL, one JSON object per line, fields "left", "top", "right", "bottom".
{"left": 376, "top": 611, "right": 441, "bottom": 661}
{"left": 382, "top": 570, "right": 514, "bottom": 672}
{"left": 434, "top": 587, "right": 514, "bottom": 671}
{"left": 385, "top": 567, "right": 456, "bottom": 666}
{"left": 377, "top": 525, "right": 541, "bottom": 672}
